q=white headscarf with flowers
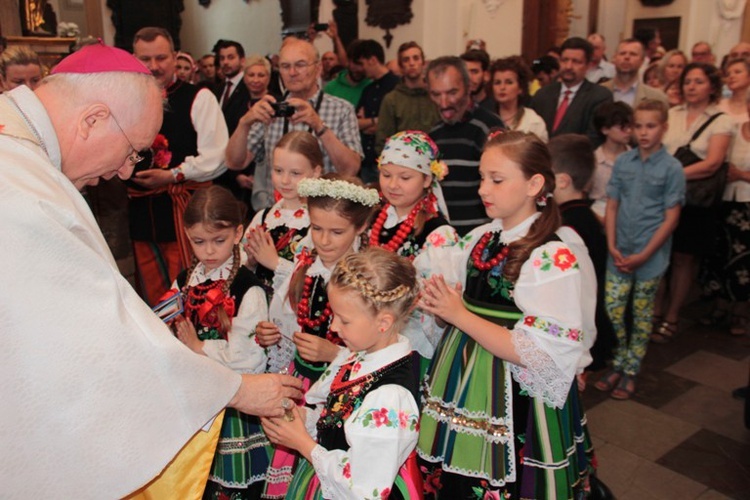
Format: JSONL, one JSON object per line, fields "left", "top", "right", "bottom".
{"left": 377, "top": 130, "right": 450, "bottom": 220}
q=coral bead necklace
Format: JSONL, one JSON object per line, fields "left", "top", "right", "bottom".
{"left": 296, "top": 275, "right": 333, "bottom": 330}
{"left": 471, "top": 232, "right": 510, "bottom": 271}
{"left": 369, "top": 193, "right": 436, "bottom": 253}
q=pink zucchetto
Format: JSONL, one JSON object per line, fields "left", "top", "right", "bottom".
{"left": 51, "top": 39, "right": 150, "bottom": 75}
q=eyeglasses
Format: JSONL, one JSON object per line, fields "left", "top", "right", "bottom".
{"left": 279, "top": 60, "right": 317, "bottom": 73}
{"left": 110, "top": 112, "right": 144, "bottom": 165}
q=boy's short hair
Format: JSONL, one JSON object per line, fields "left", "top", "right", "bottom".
{"left": 635, "top": 99, "right": 668, "bottom": 124}
{"left": 548, "top": 134, "right": 595, "bottom": 192}
{"left": 352, "top": 39, "right": 385, "bottom": 64}
{"left": 460, "top": 49, "right": 490, "bottom": 72}
{"left": 593, "top": 101, "right": 634, "bottom": 141}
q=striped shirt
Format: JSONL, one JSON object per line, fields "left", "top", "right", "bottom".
{"left": 430, "top": 106, "right": 504, "bottom": 235}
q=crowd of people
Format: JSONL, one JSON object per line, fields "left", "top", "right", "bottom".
{"left": 1, "top": 21, "right": 749, "bottom": 500}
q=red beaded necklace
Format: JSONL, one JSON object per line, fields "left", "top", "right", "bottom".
{"left": 369, "top": 193, "right": 436, "bottom": 253}
{"left": 471, "top": 232, "right": 510, "bottom": 271}
{"left": 294, "top": 249, "right": 332, "bottom": 331}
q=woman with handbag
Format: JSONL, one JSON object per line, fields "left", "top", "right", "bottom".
{"left": 652, "top": 62, "right": 734, "bottom": 342}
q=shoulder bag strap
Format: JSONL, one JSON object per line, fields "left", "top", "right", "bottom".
{"left": 686, "top": 112, "right": 724, "bottom": 147}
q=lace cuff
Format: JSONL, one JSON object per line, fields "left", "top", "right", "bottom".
{"left": 266, "top": 336, "right": 295, "bottom": 373}
{"left": 510, "top": 328, "right": 571, "bottom": 408}
{"left": 310, "top": 445, "right": 335, "bottom": 498}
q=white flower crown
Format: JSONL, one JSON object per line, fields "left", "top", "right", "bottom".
{"left": 297, "top": 178, "right": 380, "bottom": 207}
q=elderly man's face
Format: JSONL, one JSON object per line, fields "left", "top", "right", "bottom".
{"left": 428, "top": 65, "right": 471, "bottom": 124}
{"left": 588, "top": 36, "right": 606, "bottom": 64}
{"left": 730, "top": 42, "right": 750, "bottom": 60}
{"left": 133, "top": 36, "right": 176, "bottom": 88}
{"left": 279, "top": 41, "right": 320, "bottom": 97}
{"left": 691, "top": 43, "right": 714, "bottom": 64}
{"left": 64, "top": 88, "right": 163, "bottom": 190}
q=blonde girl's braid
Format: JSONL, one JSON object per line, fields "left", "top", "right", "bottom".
{"left": 330, "top": 248, "right": 418, "bottom": 331}
{"left": 336, "top": 258, "right": 409, "bottom": 304}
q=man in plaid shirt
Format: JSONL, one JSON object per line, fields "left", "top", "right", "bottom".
{"left": 226, "top": 37, "right": 363, "bottom": 210}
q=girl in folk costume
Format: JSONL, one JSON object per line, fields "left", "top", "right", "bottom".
{"left": 256, "top": 175, "right": 380, "bottom": 498}
{"left": 172, "top": 185, "right": 271, "bottom": 499}
{"left": 369, "top": 130, "right": 458, "bottom": 370}
{"left": 262, "top": 248, "right": 423, "bottom": 499}
{"left": 416, "top": 131, "right": 598, "bottom": 499}
{"left": 244, "top": 131, "right": 322, "bottom": 294}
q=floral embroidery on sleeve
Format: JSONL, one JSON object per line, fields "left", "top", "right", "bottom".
{"left": 356, "top": 407, "right": 419, "bottom": 431}
{"left": 531, "top": 246, "right": 579, "bottom": 272}
{"left": 522, "top": 316, "right": 583, "bottom": 342}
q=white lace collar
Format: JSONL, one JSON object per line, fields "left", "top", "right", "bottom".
{"left": 265, "top": 200, "right": 309, "bottom": 230}
{"left": 483, "top": 213, "right": 541, "bottom": 245}
{"left": 187, "top": 255, "right": 236, "bottom": 286}
{"left": 341, "top": 335, "right": 412, "bottom": 378}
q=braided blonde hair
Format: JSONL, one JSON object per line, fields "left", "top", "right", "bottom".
{"left": 329, "top": 248, "right": 418, "bottom": 330}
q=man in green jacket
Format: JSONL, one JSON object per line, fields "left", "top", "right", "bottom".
{"left": 375, "top": 41, "right": 440, "bottom": 154}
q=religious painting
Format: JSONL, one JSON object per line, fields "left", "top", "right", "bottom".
{"left": 20, "top": 0, "right": 56, "bottom": 36}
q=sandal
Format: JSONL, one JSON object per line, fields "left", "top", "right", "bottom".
{"left": 594, "top": 370, "right": 621, "bottom": 392}
{"left": 610, "top": 374, "right": 636, "bottom": 400}
{"left": 651, "top": 321, "right": 677, "bottom": 344}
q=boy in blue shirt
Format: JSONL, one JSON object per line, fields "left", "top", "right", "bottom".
{"left": 595, "top": 100, "right": 685, "bottom": 400}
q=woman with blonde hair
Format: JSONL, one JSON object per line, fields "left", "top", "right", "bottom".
{"left": 0, "top": 45, "right": 43, "bottom": 91}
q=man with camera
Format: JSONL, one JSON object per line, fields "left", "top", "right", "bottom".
{"left": 225, "top": 37, "right": 362, "bottom": 210}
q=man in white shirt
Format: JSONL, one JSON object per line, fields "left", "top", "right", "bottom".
{"left": 131, "top": 26, "right": 229, "bottom": 306}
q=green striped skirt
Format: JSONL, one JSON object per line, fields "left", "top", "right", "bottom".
{"left": 417, "top": 296, "right": 594, "bottom": 498}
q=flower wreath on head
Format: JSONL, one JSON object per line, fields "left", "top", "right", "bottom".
{"left": 297, "top": 178, "right": 380, "bottom": 207}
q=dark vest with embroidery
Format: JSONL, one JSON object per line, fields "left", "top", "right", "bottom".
{"left": 315, "top": 354, "right": 418, "bottom": 452}
{"left": 176, "top": 266, "right": 263, "bottom": 340}
{"left": 255, "top": 207, "right": 309, "bottom": 295}
{"left": 129, "top": 80, "right": 201, "bottom": 242}
{"left": 294, "top": 273, "right": 335, "bottom": 381}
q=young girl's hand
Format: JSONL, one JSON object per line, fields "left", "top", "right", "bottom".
{"left": 174, "top": 315, "right": 204, "bottom": 355}
{"left": 255, "top": 320, "right": 282, "bottom": 347}
{"left": 245, "top": 227, "right": 280, "bottom": 271}
{"left": 293, "top": 332, "right": 340, "bottom": 363}
{"left": 419, "top": 275, "right": 465, "bottom": 325}
{"left": 261, "top": 405, "right": 316, "bottom": 459}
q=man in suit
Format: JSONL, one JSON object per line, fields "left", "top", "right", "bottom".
{"left": 213, "top": 40, "right": 252, "bottom": 200}
{"left": 214, "top": 40, "right": 250, "bottom": 135}
{"left": 531, "top": 37, "right": 612, "bottom": 146}
{"left": 602, "top": 38, "right": 668, "bottom": 109}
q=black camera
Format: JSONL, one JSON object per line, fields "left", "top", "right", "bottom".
{"left": 271, "top": 101, "right": 295, "bottom": 118}
{"left": 313, "top": 23, "right": 329, "bottom": 32}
